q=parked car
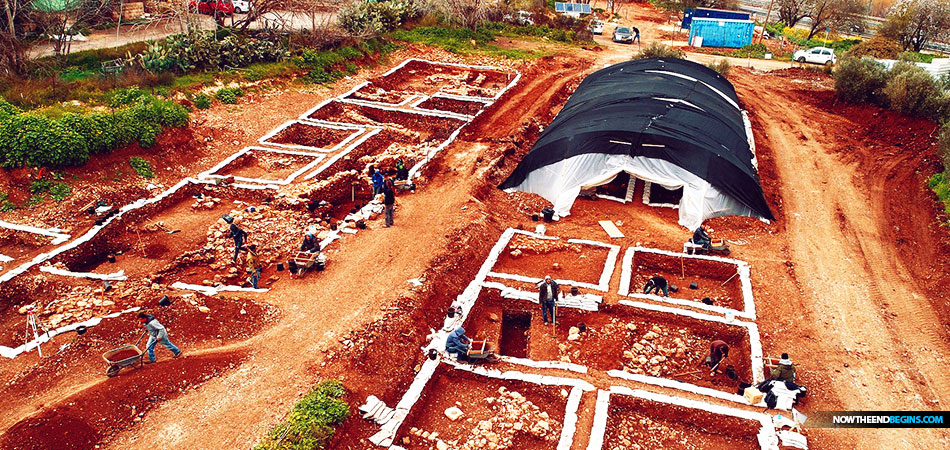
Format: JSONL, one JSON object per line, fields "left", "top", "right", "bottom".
{"left": 590, "top": 20, "right": 604, "bottom": 35}
{"left": 190, "top": 0, "right": 234, "bottom": 15}
{"left": 793, "top": 47, "right": 837, "bottom": 65}
{"left": 232, "top": 0, "right": 252, "bottom": 13}
{"left": 613, "top": 26, "right": 633, "bottom": 43}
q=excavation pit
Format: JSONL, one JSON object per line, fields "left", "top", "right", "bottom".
{"left": 489, "top": 234, "right": 617, "bottom": 290}
{"left": 623, "top": 249, "right": 746, "bottom": 312}
{"left": 303, "top": 101, "right": 465, "bottom": 143}
{"left": 464, "top": 289, "right": 753, "bottom": 393}
{"left": 395, "top": 365, "right": 568, "bottom": 450}
{"left": 259, "top": 121, "right": 363, "bottom": 152}
{"left": 602, "top": 394, "right": 765, "bottom": 450}
{"left": 499, "top": 311, "right": 532, "bottom": 358}
{"left": 415, "top": 96, "right": 487, "bottom": 116}
{"left": 203, "top": 147, "right": 326, "bottom": 185}
{"left": 373, "top": 59, "right": 513, "bottom": 98}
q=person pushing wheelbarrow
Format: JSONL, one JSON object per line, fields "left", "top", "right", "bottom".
{"left": 138, "top": 312, "right": 182, "bottom": 363}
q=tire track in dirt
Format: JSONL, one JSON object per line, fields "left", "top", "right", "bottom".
{"left": 735, "top": 72, "right": 950, "bottom": 448}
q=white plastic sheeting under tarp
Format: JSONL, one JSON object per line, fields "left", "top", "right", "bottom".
{"left": 505, "top": 153, "right": 759, "bottom": 230}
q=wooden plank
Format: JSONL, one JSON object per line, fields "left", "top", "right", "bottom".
{"left": 598, "top": 220, "right": 624, "bottom": 238}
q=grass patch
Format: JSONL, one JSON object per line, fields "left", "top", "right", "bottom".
{"left": 929, "top": 172, "right": 950, "bottom": 218}
{"left": 0, "top": 193, "right": 15, "bottom": 212}
{"left": 50, "top": 182, "right": 73, "bottom": 201}
{"left": 129, "top": 156, "right": 155, "bottom": 179}
{"left": 254, "top": 380, "right": 349, "bottom": 450}
{"left": 390, "top": 26, "right": 553, "bottom": 59}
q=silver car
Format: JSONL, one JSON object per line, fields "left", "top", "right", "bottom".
{"left": 613, "top": 26, "right": 632, "bottom": 43}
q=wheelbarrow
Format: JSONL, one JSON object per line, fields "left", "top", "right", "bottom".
{"left": 291, "top": 251, "right": 325, "bottom": 277}
{"left": 102, "top": 332, "right": 147, "bottom": 377}
{"left": 466, "top": 340, "right": 498, "bottom": 364}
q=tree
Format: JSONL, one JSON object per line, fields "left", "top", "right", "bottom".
{"left": 437, "top": 0, "right": 487, "bottom": 30}
{"left": 778, "top": 0, "right": 809, "bottom": 27}
{"left": 0, "top": 0, "right": 31, "bottom": 75}
{"left": 879, "top": 0, "right": 950, "bottom": 52}
{"left": 804, "top": 0, "right": 865, "bottom": 39}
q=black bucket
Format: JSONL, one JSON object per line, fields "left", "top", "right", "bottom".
{"left": 541, "top": 208, "right": 555, "bottom": 222}
{"left": 446, "top": 306, "right": 456, "bottom": 318}
{"left": 689, "top": 282, "right": 698, "bottom": 290}
{"left": 701, "top": 297, "right": 713, "bottom": 305}
{"left": 316, "top": 261, "right": 326, "bottom": 271}
{"left": 221, "top": 214, "right": 234, "bottom": 224}
{"left": 76, "top": 325, "right": 88, "bottom": 336}
{"left": 356, "top": 220, "right": 366, "bottom": 230}
{"left": 531, "top": 214, "right": 539, "bottom": 221}
{"left": 158, "top": 295, "right": 171, "bottom": 307}
{"left": 330, "top": 223, "right": 338, "bottom": 231}
{"left": 276, "top": 263, "right": 284, "bottom": 272}
{"left": 570, "top": 286, "right": 579, "bottom": 296}
{"left": 107, "top": 253, "right": 116, "bottom": 263}
{"left": 288, "top": 260, "right": 298, "bottom": 273}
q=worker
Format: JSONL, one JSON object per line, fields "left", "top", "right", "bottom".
{"left": 771, "top": 353, "right": 797, "bottom": 382}
{"left": 383, "top": 178, "right": 396, "bottom": 227}
{"left": 372, "top": 167, "right": 385, "bottom": 197}
{"left": 632, "top": 26, "right": 641, "bottom": 44}
{"left": 707, "top": 340, "right": 729, "bottom": 373}
{"left": 138, "top": 312, "right": 181, "bottom": 363}
{"left": 246, "top": 244, "right": 262, "bottom": 289}
{"left": 643, "top": 274, "right": 669, "bottom": 297}
{"left": 300, "top": 226, "right": 319, "bottom": 252}
{"left": 396, "top": 159, "right": 409, "bottom": 180}
{"left": 538, "top": 275, "right": 559, "bottom": 324}
{"left": 224, "top": 215, "right": 247, "bottom": 264}
{"left": 692, "top": 226, "right": 712, "bottom": 249}
{"left": 445, "top": 327, "right": 471, "bottom": 359}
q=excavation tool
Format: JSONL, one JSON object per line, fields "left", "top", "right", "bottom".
{"left": 102, "top": 332, "right": 147, "bottom": 377}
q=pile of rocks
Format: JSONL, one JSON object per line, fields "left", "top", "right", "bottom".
{"left": 403, "top": 387, "right": 560, "bottom": 450}
{"left": 508, "top": 235, "right": 577, "bottom": 256}
{"left": 201, "top": 205, "right": 321, "bottom": 272}
{"left": 278, "top": 169, "right": 359, "bottom": 208}
{"left": 25, "top": 278, "right": 158, "bottom": 328}
{"left": 618, "top": 322, "right": 703, "bottom": 377}
{"left": 607, "top": 414, "right": 690, "bottom": 450}
{"left": 191, "top": 194, "right": 222, "bottom": 210}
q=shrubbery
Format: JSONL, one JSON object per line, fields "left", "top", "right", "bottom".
{"left": 845, "top": 36, "right": 903, "bottom": 60}
{"left": 339, "top": 0, "right": 419, "bottom": 36}
{"left": 130, "top": 156, "right": 155, "bottom": 179}
{"left": 706, "top": 59, "right": 732, "bottom": 77}
{"left": 883, "top": 62, "right": 950, "bottom": 121}
{"left": 254, "top": 380, "right": 349, "bottom": 450}
{"left": 633, "top": 43, "right": 684, "bottom": 60}
{"left": 295, "top": 41, "right": 399, "bottom": 83}
{"left": 194, "top": 93, "right": 212, "bottom": 109}
{"left": 215, "top": 87, "right": 244, "bottom": 104}
{"left": 833, "top": 57, "right": 889, "bottom": 104}
{"left": 0, "top": 94, "right": 188, "bottom": 168}
{"left": 130, "top": 31, "right": 289, "bottom": 73}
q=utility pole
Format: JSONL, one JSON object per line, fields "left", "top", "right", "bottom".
{"left": 759, "top": 0, "right": 775, "bottom": 44}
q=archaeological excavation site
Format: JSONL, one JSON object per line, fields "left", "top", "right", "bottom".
{"left": 2, "top": 4, "right": 950, "bottom": 450}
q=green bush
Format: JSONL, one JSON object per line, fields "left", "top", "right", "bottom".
{"left": 833, "top": 57, "right": 889, "bottom": 104}
{"left": 0, "top": 94, "right": 187, "bottom": 168}
{"left": 706, "top": 59, "right": 732, "bottom": 77}
{"left": 50, "top": 182, "right": 72, "bottom": 201}
{"left": 939, "top": 123, "right": 950, "bottom": 170}
{"left": 339, "top": 0, "right": 418, "bottom": 36}
{"left": 129, "top": 156, "right": 155, "bottom": 179}
{"left": 215, "top": 87, "right": 244, "bottom": 104}
{"left": 634, "top": 42, "right": 684, "bottom": 60}
{"left": 110, "top": 86, "right": 148, "bottom": 107}
{"left": 929, "top": 172, "right": 950, "bottom": 217}
{"left": 0, "top": 193, "right": 15, "bottom": 212}
{"left": 254, "top": 380, "right": 349, "bottom": 450}
{"left": 0, "top": 98, "right": 20, "bottom": 122}
{"left": 130, "top": 31, "right": 289, "bottom": 73}
{"left": 29, "top": 179, "right": 52, "bottom": 194}
{"left": 194, "top": 93, "right": 212, "bottom": 109}
{"left": 25, "top": 194, "right": 45, "bottom": 207}
{"left": 845, "top": 36, "right": 902, "bottom": 60}
{"left": 884, "top": 62, "right": 947, "bottom": 121}
{"left": 735, "top": 43, "right": 767, "bottom": 58}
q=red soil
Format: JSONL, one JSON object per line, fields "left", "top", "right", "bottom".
{"left": 415, "top": 97, "right": 486, "bottom": 116}
{"left": 265, "top": 122, "right": 356, "bottom": 149}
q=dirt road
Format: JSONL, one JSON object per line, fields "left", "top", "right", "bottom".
{"left": 733, "top": 71, "right": 950, "bottom": 449}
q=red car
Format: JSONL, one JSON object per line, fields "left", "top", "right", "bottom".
{"left": 190, "top": 0, "right": 234, "bottom": 15}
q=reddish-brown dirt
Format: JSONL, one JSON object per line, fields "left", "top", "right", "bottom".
{"left": 265, "top": 122, "right": 358, "bottom": 149}
{"left": 491, "top": 235, "right": 611, "bottom": 285}
{"left": 305, "top": 101, "right": 465, "bottom": 142}
{"left": 214, "top": 150, "right": 320, "bottom": 180}
{"left": 415, "top": 96, "right": 486, "bottom": 116}
{"left": 370, "top": 59, "right": 512, "bottom": 97}
{"left": 628, "top": 252, "right": 744, "bottom": 311}
{"left": 3, "top": 11, "right": 950, "bottom": 449}
{"left": 604, "top": 396, "right": 761, "bottom": 450}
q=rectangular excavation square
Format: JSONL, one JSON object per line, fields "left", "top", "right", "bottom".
{"left": 414, "top": 96, "right": 488, "bottom": 116}
{"left": 374, "top": 59, "right": 514, "bottom": 98}
{"left": 345, "top": 84, "right": 421, "bottom": 105}
{"left": 620, "top": 247, "right": 752, "bottom": 317}
{"left": 464, "top": 288, "right": 754, "bottom": 395}
{"left": 302, "top": 101, "right": 465, "bottom": 143}
{"left": 395, "top": 365, "right": 569, "bottom": 450}
{"left": 488, "top": 233, "right": 618, "bottom": 291}
{"left": 600, "top": 392, "right": 767, "bottom": 450}
{"left": 201, "top": 147, "right": 326, "bottom": 185}
{"left": 259, "top": 120, "right": 363, "bottom": 152}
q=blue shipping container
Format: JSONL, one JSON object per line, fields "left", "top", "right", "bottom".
{"left": 687, "top": 18, "right": 754, "bottom": 48}
{"left": 681, "top": 8, "right": 750, "bottom": 29}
